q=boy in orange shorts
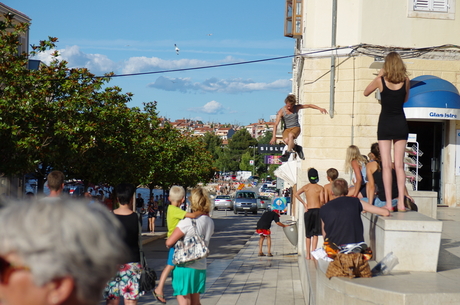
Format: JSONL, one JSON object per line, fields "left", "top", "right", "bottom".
{"left": 256, "top": 210, "right": 287, "bottom": 257}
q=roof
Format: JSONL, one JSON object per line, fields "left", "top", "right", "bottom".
{"left": 0, "top": 3, "right": 31, "bottom": 22}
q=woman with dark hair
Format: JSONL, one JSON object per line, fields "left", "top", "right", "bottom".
{"left": 364, "top": 52, "right": 410, "bottom": 212}
{"left": 166, "top": 188, "right": 214, "bottom": 305}
{"left": 364, "top": 143, "right": 413, "bottom": 209}
{"left": 104, "top": 183, "right": 143, "bottom": 305}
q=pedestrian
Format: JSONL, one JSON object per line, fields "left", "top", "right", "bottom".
{"left": 256, "top": 210, "right": 288, "bottom": 257}
{"left": 41, "top": 170, "right": 65, "bottom": 201}
{"left": 104, "top": 183, "right": 143, "bottom": 305}
{"left": 294, "top": 168, "right": 324, "bottom": 259}
{"left": 323, "top": 168, "right": 339, "bottom": 203}
{"left": 135, "top": 193, "right": 145, "bottom": 228}
{"left": 320, "top": 178, "right": 390, "bottom": 247}
{"left": 364, "top": 51, "right": 410, "bottom": 212}
{"left": 0, "top": 198, "right": 127, "bottom": 305}
{"left": 166, "top": 187, "right": 214, "bottom": 305}
{"left": 270, "top": 94, "right": 328, "bottom": 162}
{"left": 154, "top": 186, "right": 203, "bottom": 304}
{"left": 344, "top": 145, "right": 368, "bottom": 198}
{"left": 147, "top": 197, "right": 157, "bottom": 233}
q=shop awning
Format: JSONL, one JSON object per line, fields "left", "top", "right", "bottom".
{"left": 404, "top": 75, "right": 460, "bottom": 120}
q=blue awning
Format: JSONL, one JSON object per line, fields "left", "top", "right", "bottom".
{"left": 404, "top": 75, "right": 460, "bottom": 120}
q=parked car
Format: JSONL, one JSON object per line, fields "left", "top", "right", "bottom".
{"left": 233, "top": 190, "right": 258, "bottom": 214}
{"left": 63, "top": 184, "right": 85, "bottom": 197}
{"left": 257, "top": 195, "right": 272, "bottom": 210}
{"left": 214, "top": 195, "right": 233, "bottom": 210}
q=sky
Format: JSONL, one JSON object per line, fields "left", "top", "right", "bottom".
{"left": 10, "top": 0, "right": 295, "bottom": 126}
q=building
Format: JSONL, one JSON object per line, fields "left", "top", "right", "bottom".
{"left": 287, "top": 0, "right": 460, "bottom": 206}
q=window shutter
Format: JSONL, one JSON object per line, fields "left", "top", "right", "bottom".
{"left": 414, "top": 0, "right": 430, "bottom": 11}
{"left": 413, "top": 0, "right": 448, "bottom": 12}
{"left": 432, "top": 0, "right": 448, "bottom": 12}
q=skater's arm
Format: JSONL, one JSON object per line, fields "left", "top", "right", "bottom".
{"left": 298, "top": 104, "right": 328, "bottom": 114}
{"left": 270, "top": 109, "right": 283, "bottom": 145}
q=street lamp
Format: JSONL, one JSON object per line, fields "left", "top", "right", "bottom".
{"left": 249, "top": 145, "right": 257, "bottom": 176}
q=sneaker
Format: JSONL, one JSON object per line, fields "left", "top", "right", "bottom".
{"left": 294, "top": 145, "right": 305, "bottom": 160}
{"left": 279, "top": 153, "right": 290, "bottom": 162}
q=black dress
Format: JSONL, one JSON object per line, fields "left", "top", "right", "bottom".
{"left": 377, "top": 77, "right": 408, "bottom": 141}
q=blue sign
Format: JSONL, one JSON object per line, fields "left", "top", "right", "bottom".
{"left": 272, "top": 197, "right": 287, "bottom": 211}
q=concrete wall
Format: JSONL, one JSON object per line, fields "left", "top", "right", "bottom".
{"left": 302, "top": 0, "right": 460, "bottom": 49}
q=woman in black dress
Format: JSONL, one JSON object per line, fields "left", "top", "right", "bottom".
{"left": 364, "top": 52, "right": 410, "bottom": 212}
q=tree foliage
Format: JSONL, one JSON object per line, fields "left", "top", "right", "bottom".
{"left": 0, "top": 15, "right": 214, "bottom": 192}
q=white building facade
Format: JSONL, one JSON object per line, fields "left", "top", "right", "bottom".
{"left": 288, "top": 0, "right": 460, "bottom": 206}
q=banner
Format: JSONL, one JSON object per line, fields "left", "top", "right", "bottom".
{"left": 258, "top": 144, "right": 284, "bottom": 154}
{"left": 264, "top": 155, "right": 282, "bottom": 165}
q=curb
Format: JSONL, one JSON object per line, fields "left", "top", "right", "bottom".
{"left": 141, "top": 233, "right": 167, "bottom": 245}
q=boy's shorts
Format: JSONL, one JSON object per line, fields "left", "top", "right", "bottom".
{"left": 282, "top": 127, "right": 301, "bottom": 140}
{"left": 167, "top": 246, "right": 175, "bottom": 266}
{"left": 256, "top": 229, "right": 271, "bottom": 236}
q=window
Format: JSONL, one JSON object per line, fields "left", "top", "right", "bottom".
{"left": 284, "top": 0, "right": 302, "bottom": 38}
{"left": 408, "top": 0, "right": 455, "bottom": 19}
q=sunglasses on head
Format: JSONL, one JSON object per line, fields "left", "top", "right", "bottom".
{"left": 0, "top": 256, "right": 31, "bottom": 284}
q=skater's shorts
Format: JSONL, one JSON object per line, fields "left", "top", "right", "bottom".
{"left": 256, "top": 229, "right": 271, "bottom": 236}
{"left": 283, "top": 127, "right": 301, "bottom": 140}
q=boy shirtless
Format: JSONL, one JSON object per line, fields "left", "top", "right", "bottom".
{"left": 323, "top": 168, "right": 339, "bottom": 203}
{"left": 294, "top": 168, "right": 324, "bottom": 259}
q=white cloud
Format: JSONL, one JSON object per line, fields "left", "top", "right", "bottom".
{"left": 121, "top": 55, "right": 237, "bottom": 74}
{"left": 188, "top": 101, "right": 225, "bottom": 114}
{"left": 148, "top": 76, "right": 290, "bottom": 94}
{"left": 32, "top": 46, "right": 118, "bottom": 75}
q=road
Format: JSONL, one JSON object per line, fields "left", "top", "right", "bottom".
{"left": 143, "top": 208, "right": 261, "bottom": 269}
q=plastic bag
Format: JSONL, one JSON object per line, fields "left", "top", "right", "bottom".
{"left": 371, "top": 252, "right": 399, "bottom": 276}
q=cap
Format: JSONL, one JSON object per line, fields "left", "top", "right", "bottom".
{"left": 273, "top": 209, "right": 281, "bottom": 216}
{"left": 308, "top": 168, "right": 319, "bottom": 183}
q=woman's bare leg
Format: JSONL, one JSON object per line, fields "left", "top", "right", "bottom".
{"left": 378, "top": 140, "right": 394, "bottom": 211}
{"left": 394, "top": 139, "right": 407, "bottom": 211}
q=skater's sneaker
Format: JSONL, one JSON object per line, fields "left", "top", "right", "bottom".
{"left": 279, "top": 152, "right": 290, "bottom": 162}
{"left": 294, "top": 145, "right": 305, "bottom": 160}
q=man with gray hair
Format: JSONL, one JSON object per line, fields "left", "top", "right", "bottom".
{"left": 320, "top": 178, "right": 390, "bottom": 247}
{"left": 0, "top": 199, "right": 128, "bottom": 305}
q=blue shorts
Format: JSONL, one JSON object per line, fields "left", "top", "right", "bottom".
{"left": 167, "top": 246, "right": 175, "bottom": 266}
{"left": 362, "top": 197, "right": 397, "bottom": 207}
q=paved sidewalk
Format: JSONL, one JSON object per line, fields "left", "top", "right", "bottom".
{"left": 138, "top": 215, "right": 304, "bottom": 305}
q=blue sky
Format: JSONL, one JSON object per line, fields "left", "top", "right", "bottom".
{"left": 11, "top": 0, "right": 294, "bottom": 126}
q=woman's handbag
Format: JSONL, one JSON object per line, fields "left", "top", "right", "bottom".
{"left": 172, "top": 219, "right": 209, "bottom": 265}
{"left": 138, "top": 221, "right": 157, "bottom": 293}
{"left": 139, "top": 251, "right": 157, "bottom": 293}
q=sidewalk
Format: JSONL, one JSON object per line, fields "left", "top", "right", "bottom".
{"left": 139, "top": 215, "right": 303, "bottom": 305}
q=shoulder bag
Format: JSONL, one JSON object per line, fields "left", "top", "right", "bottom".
{"left": 172, "top": 219, "right": 209, "bottom": 265}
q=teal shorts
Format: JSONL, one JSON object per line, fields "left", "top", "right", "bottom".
{"left": 172, "top": 265, "right": 206, "bottom": 296}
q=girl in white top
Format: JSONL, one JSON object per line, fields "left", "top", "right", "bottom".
{"left": 345, "top": 145, "right": 368, "bottom": 198}
{"left": 166, "top": 188, "right": 214, "bottom": 305}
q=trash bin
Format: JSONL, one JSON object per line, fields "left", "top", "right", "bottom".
{"left": 283, "top": 220, "right": 298, "bottom": 246}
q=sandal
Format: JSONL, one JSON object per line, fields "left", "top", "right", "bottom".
{"left": 258, "top": 253, "right": 266, "bottom": 257}
{"left": 153, "top": 291, "right": 167, "bottom": 304}
{"left": 267, "top": 253, "right": 273, "bottom": 257}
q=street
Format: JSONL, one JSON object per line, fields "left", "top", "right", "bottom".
{"left": 102, "top": 208, "right": 262, "bottom": 305}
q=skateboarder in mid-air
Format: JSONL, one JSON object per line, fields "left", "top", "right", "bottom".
{"left": 270, "top": 94, "right": 328, "bottom": 162}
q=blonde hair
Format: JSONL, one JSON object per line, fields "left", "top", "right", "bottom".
{"left": 190, "top": 187, "right": 211, "bottom": 213}
{"left": 383, "top": 52, "right": 407, "bottom": 83}
{"left": 344, "top": 145, "right": 368, "bottom": 174}
{"left": 169, "top": 185, "right": 185, "bottom": 202}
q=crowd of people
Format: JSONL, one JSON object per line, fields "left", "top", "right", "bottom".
{"left": 0, "top": 170, "right": 214, "bottom": 305}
